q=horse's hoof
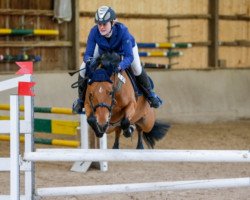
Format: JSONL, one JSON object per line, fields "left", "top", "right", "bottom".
{"left": 123, "top": 131, "right": 132, "bottom": 138}
{"left": 95, "top": 132, "right": 104, "bottom": 138}
{"left": 136, "top": 144, "right": 144, "bottom": 149}
{"left": 112, "top": 145, "right": 119, "bottom": 149}
{"left": 123, "top": 125, "right": 135, "bottom": 138}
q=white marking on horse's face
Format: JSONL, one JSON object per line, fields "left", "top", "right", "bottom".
{"left": 99, "top": 86, "right": 103, "bottom": 93}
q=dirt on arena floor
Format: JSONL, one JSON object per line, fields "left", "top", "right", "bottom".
{"left": 1, "top": 120, "right": 250, "bottom": 200}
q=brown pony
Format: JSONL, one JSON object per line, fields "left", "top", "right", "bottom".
{"left": 84, "top": 52, "right": 170, "bottom": 149}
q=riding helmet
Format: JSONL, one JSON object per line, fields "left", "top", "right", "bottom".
{"left": 95, "top": 6, "right": 116, "bottom": 24}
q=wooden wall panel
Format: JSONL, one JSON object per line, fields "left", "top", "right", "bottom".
{"left": 1, "top": 0, "right": 250, "bottom": 71}
{"left": 220, "top": 21, "right": 249, "bottom": 41}
{"left": 79, "top": 0, "right": 210, "bottom": 69}
{"left": 79, "top": 0, "right": 208, "bottom": 15}
{"left": 79, "top": 16, "right": 209, "bottom": 69}
{"left": 220, "top": 47, "right": 250, "bottom": 68}
{"left": 219, "top": 0, "right": 249, "bottom": 15}
{"left": 118, "top": 18, "right": 167, "bottom": 42}
{"left": 219, "top": 0, "right": 250, "bottom": 68}
{"left": 0, "top": 0, "right": 76, "bottom": 72}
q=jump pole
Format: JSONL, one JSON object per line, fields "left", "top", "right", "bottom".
{"left": 24, "top": 149, "right": 250, "bottom": 163}
{"left": 36, "top": 177, "right": 250, "bottom": 197}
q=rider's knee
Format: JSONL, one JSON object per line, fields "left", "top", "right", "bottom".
{"left": 79, "top": 62, "right": 86, "bottom": 78}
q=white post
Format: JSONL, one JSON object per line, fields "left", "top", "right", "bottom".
{"left": 24, "top": 95, "right": 34, "bottom": 200}
{"left": 10, "top": 95, "right": 20, "bottom": 200}
{"left": 81, "top": 112, "right": 89, "bottom": 149}
{"left": 99, "top": 134, "right": 108, "bottom": 172}
{"left": 71, "top": 112, "right": 91, "bottom": 172}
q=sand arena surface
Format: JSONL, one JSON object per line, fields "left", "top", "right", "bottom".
{"left": 1, "top": 121, "right": 250, "bottom": 200}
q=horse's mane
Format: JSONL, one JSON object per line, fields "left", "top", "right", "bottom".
{"left": 98, "top": 52, "right": 121, "bottom": 71}
{"left": 88, "top": 52, "right": 121, "bottom": 84}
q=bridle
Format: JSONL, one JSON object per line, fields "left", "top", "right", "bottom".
{"left": 88, "top": 73, "right": 121, "bottom": 123}
{"left": 89, "top": 87, "right": 116, "bottom": 120}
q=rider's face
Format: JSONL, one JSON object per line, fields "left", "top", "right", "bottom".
{"left": 98, "top": 22, "right": 112, "bottom": 36}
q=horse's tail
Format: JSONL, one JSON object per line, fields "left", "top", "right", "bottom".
{"left": 143, "top": 120, "right": 170, "bottom": 149}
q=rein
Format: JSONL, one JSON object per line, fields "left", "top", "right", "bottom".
{"left": 71, "top": 76, "right": 88, "bottom": 89}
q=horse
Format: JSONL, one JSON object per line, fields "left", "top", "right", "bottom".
{"left": 84, "top": 52, "right": 170, "bottom": 149}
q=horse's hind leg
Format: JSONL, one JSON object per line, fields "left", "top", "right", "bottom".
{"left": 136, "top": 126, "right": 144, "bottom": 149}
{"left": 112, "top": 129, "right": 121, "bottom": 149}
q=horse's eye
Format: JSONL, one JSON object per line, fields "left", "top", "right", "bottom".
{"left": 109, "top": 92, "right": 113, "bottom": 96}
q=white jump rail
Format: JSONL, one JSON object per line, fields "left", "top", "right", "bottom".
{"left": 36, "top": 177, "right": 250, "bottom": 197}
{"left": 24, "top": 149, "right": 250, "bottom": 163}
{"left": 0, "top": 74, "right": 31, "bottom": 92}
{"left": 22, "top": 148, "right": 250, "bottom": 199}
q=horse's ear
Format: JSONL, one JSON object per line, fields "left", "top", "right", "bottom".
{"left": 97, "top": 64, "right": 102, "bottom": 69}
{"left": 96, "top": 56, "right": 101, "bottom": 63}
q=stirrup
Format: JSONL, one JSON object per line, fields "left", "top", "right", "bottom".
{"left": 72, "top": 99, "right": 84, "bottom": 114}
{"left": 148, "top": 93, "right": 163, "bottom": 108}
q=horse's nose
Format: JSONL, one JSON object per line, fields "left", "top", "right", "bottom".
{"left": 100, "top": 123, "right": 108, "bottom": 133}
{"left": 95, "top": 123, "right": 107, "bottom": 138}
{"left": 97, "top": 122, "right": 108, "bottom": 133}
{"left": 95, "top": 132, "right": 104, "bottom": 138}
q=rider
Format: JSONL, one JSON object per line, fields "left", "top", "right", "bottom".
{"left": 73, "top": 6, "right": 162, "bottom": 114}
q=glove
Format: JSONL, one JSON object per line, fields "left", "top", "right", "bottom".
{"left": 114, "top": 66, "right": 122, "bottom": 73}
{"left": 86, "top": 58, "right": 97, "bottom": 68}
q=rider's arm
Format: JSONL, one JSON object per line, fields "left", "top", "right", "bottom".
{"left": 84, "top": 27, "right": 97, "bottom": 63}
{"left": 118, "top": 30, "right": 134, "bottom": 71}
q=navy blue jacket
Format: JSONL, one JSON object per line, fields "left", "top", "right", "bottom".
{"left": 84, "top": 22, "right": 136, "bottom": 70}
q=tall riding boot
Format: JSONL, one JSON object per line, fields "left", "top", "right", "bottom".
{"left": 136, "top": 68, "right": 162, "bottom": 108}
{"left": 72, "top": 74, "right": 88, "bottom": 114}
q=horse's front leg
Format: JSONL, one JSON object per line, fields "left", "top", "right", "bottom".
{"left": 87, "top": 113, "right": 104, "bottom": 138}
{"left": 85, "top": 103, "right": 105, "bottom": 138}
{"left": 121, "top": 101, "right": 136, "bottom": 137}
{"left": 112, "top": 129, "right": 121, "bottom": 149}
{"left": 136, "top": 127, "right": 144, "bottom": 149}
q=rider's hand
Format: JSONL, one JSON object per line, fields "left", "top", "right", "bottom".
{"left": 114, "top": 66, "right": 122, "bottom": 73}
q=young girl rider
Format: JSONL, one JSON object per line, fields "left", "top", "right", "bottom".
{"left": 73, "top": 6, "right": 162, "bottom": 113}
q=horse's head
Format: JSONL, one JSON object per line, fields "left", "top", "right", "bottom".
{"left": 87, "top": 80, "right": 115, "bottom": 137}
{"left": 85, "top": 52, "right": 122, "bottom": 138}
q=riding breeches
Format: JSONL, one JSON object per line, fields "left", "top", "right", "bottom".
{"left": 79, "top": 44, "right": 142, "bottom": 78}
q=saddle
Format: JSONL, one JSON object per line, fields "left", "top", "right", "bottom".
{"left": 125, "top": 67, "right": 142, "bottom": 97}
{"left": 125, "top": 67, "right": 155, "bottom": 98}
